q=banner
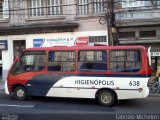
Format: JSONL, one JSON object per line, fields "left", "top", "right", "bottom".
{"left": 33, "top": 37, "right": 88, "bottom": 47}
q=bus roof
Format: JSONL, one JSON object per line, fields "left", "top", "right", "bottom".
{"left": 25, "top": 45, "right": 146, "bottom": 51}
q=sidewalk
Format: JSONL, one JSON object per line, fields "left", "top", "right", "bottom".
{"left": 0, "top": 82, "right": 4, "bottom": 91}
{"left": 149, "top": 93, "right": 160, "bottom": 97}
{"left": 148, "top": 83, "right": 160, "bottom": 97}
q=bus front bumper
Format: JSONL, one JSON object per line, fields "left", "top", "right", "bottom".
{"left": 5, "top": 81, "right": 9, "bottom": 94}
{"left": 143, "top": 87, "right": 149, "bottom": 98}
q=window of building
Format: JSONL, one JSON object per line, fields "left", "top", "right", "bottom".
{"left": 122, "top": 0, "right": 144, "bottom": 8}
{"left": 119, "top": 32, "right": 135, "bottom": 39}
{"left": 89, "top": 36, "right": 107, "bottom": 43}
{"left": 77, "top": 0, "right": 104, "bottom": 15}
{"left": 28, "top": 0, "right": 45, "bottom": 17}
{"left": 77, "top": 0, "right": 89, "bottom": 15}
{"left": 48, "top": 0, "right": 62, "bottom": 15}
{"left": 48, "top": 51, "right": 76, "bottom": 72}
{"left": 78, "top": 50, "right": 107, "bottom": 71}
{"left": 93, "top": 0, "right": 104, "bottom": 13}
{"left": 28, "top": 0, "right": 63, "bottom": 17}
{"left": 109, "top": 50, "right": 141, "bottom": 72}
{"left": 139, "top": 30, "right": 156, "bottom": 38}
{"left": 0, "top": 0, "right": 9, "bottom": 19}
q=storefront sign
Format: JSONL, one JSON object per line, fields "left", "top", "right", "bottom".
{"left": 151, "top": 52, "right": 160, "bottom": 56}
{"left": 75, "top": 37, "right": 88, "bottom": 46}
{"left": 33, "top": 39, "right": 44, "bottom": 47}
{"left": 33, "top": 37, "right": 88, "bottom": 47}
{"left": 0, "top": 40, "right": 8, "bottom": 50}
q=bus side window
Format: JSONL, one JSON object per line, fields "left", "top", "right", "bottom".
{"left": 49, "top": 52, "right": 54, "bottom": 61}
{"left": 48, "top": 52, "right": 61, "bottom": 71}
{"left": 48, "top": 51, "right": 75, "bottom": 72}
{"left": 102, "top": 51, "right": 107, "bottom": 62}
{"left": 78, "top": 50, "right": 107, "bottom": 72}
{"left": 109, "top": 50, "right": 141, "bottom": 72}
{"left": 80, "top": 63, "right": 93, "bottom": 71}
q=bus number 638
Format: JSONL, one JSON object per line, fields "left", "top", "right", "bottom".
{"left": 129, "top": 81, "right": 140, "bottom": 86}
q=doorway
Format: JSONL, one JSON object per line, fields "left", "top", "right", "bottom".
{"left": 13, "top": 40, "right": 26, "bottom": 60}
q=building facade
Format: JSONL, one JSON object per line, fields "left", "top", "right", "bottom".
{"left": 114, "top": 0, "right": 160, "bottom": 76}
{"left": 0, "top": 0, "right": 108, "bottom": 82}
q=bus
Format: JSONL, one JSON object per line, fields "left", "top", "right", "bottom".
{"left": 5, "top": 45, "right": 152, "bottom": 106}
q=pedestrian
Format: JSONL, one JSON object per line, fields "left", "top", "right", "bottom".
{"left": 154, "top": 67, "right": 160, "bottom": 93}
{"left": 155, "top": 67, "right": 160, "bottom": 82}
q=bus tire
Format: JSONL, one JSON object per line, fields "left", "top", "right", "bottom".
{"left": 97, "top": 90, "right": 115, "bottom": 106}
{"left": 13, "top": 86, "right": 27, "bottom": 101}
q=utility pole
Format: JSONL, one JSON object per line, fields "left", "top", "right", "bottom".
{"left": 99, "top": 0, "right": 115, "bottom": 46}
{"left": 107, "top": 0, "right": 114, "bottom": 46}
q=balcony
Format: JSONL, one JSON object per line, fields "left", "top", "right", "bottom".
{"left": 115, "top": 6, "right": 160, "bottom": 27}
{"left": 119, "top": 36, "right": 160, "bottom": 45}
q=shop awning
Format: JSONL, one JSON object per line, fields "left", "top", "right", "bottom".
{"left": 0, "top": 22, "right": 78, "bottom": 36}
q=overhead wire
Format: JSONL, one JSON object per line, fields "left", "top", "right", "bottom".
{"left": 1, "top": 0, "right": 160, "bottom": 15}
{"left": 0, "top": 0, "right": 159, "bottom": 25}
{"left": 0, "top": 1, "right": 106, "bottom": 24}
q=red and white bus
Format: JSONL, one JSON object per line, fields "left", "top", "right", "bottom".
{"left": 5, "top": 45, "right": 152, "bottom": 106}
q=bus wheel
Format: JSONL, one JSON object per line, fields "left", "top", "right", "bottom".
{"left": 13, "top": 86, "right": 27, "bottom": 101}
{"left": 97, "top": 90, "right": 115, "bottom": 106}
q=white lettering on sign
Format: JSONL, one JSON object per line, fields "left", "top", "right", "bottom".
{"left": 75, "top": 79, "right": 114, "bottom": 86}
{"left": 151, "top": 52, "right": 160, "bottom": 56}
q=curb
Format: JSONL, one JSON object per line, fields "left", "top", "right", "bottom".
{"left": 0, "top": 88, "right": 4, "bottom": 91}
{"left": 0, "top": 88, "right": 4, "bottom": 93}
{"left": 149, "top": 93, "right": 160, "bottom": 97}
{"left": 0, "top": 83, "right": 5, "bottom": 91}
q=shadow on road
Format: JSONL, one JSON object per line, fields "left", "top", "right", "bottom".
{"left": 30, "top": 96, "right": 115, "bottom": 112}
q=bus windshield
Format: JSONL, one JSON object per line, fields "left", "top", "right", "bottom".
{"left": 11, "top": 51, "right": 46, "bottom": 75}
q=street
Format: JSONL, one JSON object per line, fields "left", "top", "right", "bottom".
{"left": 0, "top": 91, "right": 160, "bottom": 120}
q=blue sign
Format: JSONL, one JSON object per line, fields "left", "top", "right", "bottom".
{"left": 33, "top": 38, "right": 44, "bottom": 47}
{"left": 0, "top": 40, "right": 8, "bottom": 50}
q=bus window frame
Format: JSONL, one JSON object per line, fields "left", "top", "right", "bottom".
{"left": 78, "top": 50, "right": 107, "bottom": 72}
{"left": 108, "top": 49, "right": 142, "bottom": 73}
{"left": 48, "top": 50, "right": 76, "bottom": 72}
{"left": 10, "top": 51, "right": 46, "bottom": 75}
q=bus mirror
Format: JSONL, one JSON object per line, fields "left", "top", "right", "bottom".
{"left": 147, "top": 46, "right": 151, "bottom": 66}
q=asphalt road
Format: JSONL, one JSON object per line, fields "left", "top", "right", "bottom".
{"left": 0, "top": 91, "right": 160, "bottom": 120}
